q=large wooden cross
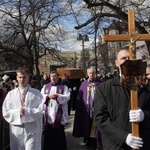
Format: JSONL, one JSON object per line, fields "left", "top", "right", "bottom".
{"left": 104, "top": 9, "right": 150, "bottom": 148}
{"left": 104, "top": 9, "right": 150, "bottom": 60}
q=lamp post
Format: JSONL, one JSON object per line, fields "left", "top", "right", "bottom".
{"left": 77, "top": 33, "right": 89, "bottom": 73}
{"left": 94, "top": 30, "right": 98, "bottom": 75}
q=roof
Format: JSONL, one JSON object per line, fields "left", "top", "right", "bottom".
{"left": 0, "top": 70, "right": 16, "bottom": 80}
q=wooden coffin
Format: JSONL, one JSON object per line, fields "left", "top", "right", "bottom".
{"left": 57, "top": 68, "right": 85, "bottom": 79}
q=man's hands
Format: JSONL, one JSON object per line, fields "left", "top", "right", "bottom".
{"left": 129, "top": 109, "right": 144, "bottom": 122}
{"left": 48, "top": 94, "right": 58, "bottom": 99}
{"left": 126, "top": 109, "right": 144, "bottom": 148}
{"left": 44, "top": 94, "right": 59, "bottom": 106}
{"left": 126, "top": 133, "right": 143, "bottom": 149}
{"left": 20, "top": 107, "right": 25, "bottom": 116}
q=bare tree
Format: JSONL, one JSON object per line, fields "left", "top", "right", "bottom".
{"left": 0, "top": 0, "right": 74, "bottom": 88}
{"left": 73, "top": 0, "right": 150, "bottom": 52}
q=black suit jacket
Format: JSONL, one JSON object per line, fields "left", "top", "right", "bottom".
{"left": 94, "top": 76, "right": 150, "bottom": 150}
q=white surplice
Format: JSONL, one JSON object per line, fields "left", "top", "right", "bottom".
{"left": 41, "top": 84, "right": 70, "bottom": 125}
{"left": 2, "top": 85, "right": 44, "bottom": 150}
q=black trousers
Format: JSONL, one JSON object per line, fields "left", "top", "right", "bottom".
{"left": 43, "top": 124, "right": 67, "bottom": 150}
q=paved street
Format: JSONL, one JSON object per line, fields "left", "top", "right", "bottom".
{"left": 0, "top": 110, "right": 98, "bottom": 150}
{"left": 65, "top": 111, "right": 95, "bottom": 150}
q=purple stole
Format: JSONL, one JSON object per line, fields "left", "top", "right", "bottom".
{"left": 44, "top": 82, "right": 64, "bottom": 128}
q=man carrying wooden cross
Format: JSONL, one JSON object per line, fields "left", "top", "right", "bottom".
{"left": 94, "top": 48, "right": 150, "bottom": 150}
{"left": 94, "top": 9, "right": 150, "bottom": 150}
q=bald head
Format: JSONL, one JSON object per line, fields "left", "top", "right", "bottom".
{"left": 115, "top": 49, "right": 129, "bottom": 73}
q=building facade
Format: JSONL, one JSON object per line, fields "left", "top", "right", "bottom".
{"left": 38, "top": 51, "right": 82, "bottom": 75}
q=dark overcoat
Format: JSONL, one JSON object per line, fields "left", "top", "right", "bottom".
{"left": 94, "top": 76, "right": 150, "bottom": 150}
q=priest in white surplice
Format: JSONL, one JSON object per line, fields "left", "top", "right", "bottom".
{"left": 2, "top": 67, "right": 44, "bottom": 150}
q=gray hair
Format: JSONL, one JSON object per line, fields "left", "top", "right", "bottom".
{"left": 87, "top": 67, "right": 95, "bottom": 73}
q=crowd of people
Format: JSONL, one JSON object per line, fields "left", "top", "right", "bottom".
{"left": 1, "top": 48, "right": 150, "bottom": 150}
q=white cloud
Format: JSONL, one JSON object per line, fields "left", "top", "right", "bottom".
{"left": 57, "top": 32, "right": 94, "bottom": 52}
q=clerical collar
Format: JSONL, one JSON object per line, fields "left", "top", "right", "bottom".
{"left": 88, "top": 79, "right": 94, "bottom": 82}
{"left": 52, "top": 83, "right": 58, "bottom": 86}
{"left": 18, "top": 84, "right": 29, "bottom": 96}
{"left": 19, "top": 84, "right": 29, "bottom": 90}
